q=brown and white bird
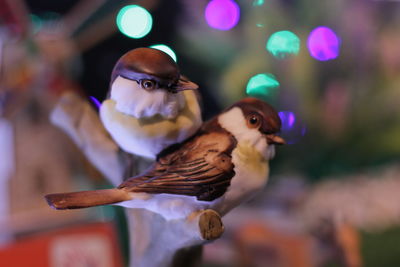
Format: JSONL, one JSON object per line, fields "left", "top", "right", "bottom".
{"left": 100, "top": 47, "right": 202, "bottom": 159}
{"left": 46, "top": 98, "right": 284, "bottom": 220}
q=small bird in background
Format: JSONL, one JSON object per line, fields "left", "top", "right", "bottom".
{"left": 46, "top": 98, "right": 285, "bottom": 220}
{"left": 100, "top": 47, "right": 202, "bottom": 159}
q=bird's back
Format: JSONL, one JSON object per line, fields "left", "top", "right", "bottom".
{"left": 118, "top": 121, "right": 237, "bottom": 201}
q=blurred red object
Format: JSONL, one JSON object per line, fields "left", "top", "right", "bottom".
{"left": 0, "top": 222, "right": 123, "bottom": 267}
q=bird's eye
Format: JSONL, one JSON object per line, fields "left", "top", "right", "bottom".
{"left": 140, "top": 79, "right": 157, "bottom": 90}
{"left": 249, "top": 116, "right": 259, "bottom": 125}
{"left": 247, "top": 114, "right": 261, "bottom": 128}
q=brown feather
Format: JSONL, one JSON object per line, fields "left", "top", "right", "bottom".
{"left": 45, "top": 188, "right": 132, "bottom": 210}
{"left": 231, "top": 97, "right": 281, "bottom": 134}
{"left": 118, "top": 123, "right": 237, "bottom": 201}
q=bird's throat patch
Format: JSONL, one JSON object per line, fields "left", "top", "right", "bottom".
{"left": 233, "top": 141, "right": 268, "bottom": 175}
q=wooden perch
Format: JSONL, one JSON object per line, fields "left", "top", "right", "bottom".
{"left": 196, "top": 209, "right": 225, "bottom": 241}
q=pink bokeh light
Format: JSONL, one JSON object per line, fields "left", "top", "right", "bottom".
{"left": 205, "top": 0, "right": 240, "bottom": 31}
{"left": 307, "top": 26, "right": 340, "bottom": 61}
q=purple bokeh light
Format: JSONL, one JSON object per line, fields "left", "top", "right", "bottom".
{"left": 89, "top": 96, "right": 101, "bottom": 109}
{"left": 278, "top": 111, "right": 307, "bottom": 144}
{"left": 307, "top": 26, "right": 340, "bottom": 61}
{"left": 279, "top": 111, "right": 296, "bottom": 131}
{"left": 205, "top": 0, "right": 240, "bottom": 31}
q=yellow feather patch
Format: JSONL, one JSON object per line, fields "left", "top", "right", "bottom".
{"left": 234, "top": 141, "right": 268, "bottom": 176}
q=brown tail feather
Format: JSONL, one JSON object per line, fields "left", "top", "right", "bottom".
{"left": 45, "top": 188, "right": 132, "bottom": 210}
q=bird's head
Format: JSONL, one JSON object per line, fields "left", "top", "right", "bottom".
{"left": 107, "top": 48, "right": 198, "bottom": 119}
{"left": 218, "top": 97, "right": 285, "bottom": 159}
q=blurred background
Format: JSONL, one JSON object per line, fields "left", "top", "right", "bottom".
{"left": 1, "top": 0, "right": 400, "bottom": 266}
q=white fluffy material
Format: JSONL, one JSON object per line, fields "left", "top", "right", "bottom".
{"left": 110, "top": 76, "right": 185, "bottom": 119}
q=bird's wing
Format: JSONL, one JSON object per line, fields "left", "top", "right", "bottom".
{"left": 118, "top": 132, "right": 236, "bottom": 201}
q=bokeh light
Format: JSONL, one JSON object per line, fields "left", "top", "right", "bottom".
{"left": 89, "top": 96, "right": 101, "bottom": 109}
{"left": 149, "top": 44, "right": 177, "bottom": 62}
{"left": 30, "top": 12, "right": 62, "bottom": 34}
{"left": 307, "top": 26, "right": 340, "bottom": 61}
{"left": 278, "top": 111, "right": 307, "bottom": 144}
{"left": 30, "top": 14, "right": 43, "bottom": 34}
{"left": 266, "top": 31, "right": 301, "bottom": 59}
{"left": 253, "top": 0, "right": 265, "bottom": 6}
{"left": 279, "top": 111, "right": 296, "bottom": 131}
{"left": 246, "top": 73, "right": 280, "bottom": 98}
{"left": 116, "top": 5, "right": 152, "bottom": 39}
{"left": 205, "top": 0, "right": 240, "bottom": 31}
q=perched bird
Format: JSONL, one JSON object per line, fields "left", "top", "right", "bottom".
{"left": 46, "top": 98, "right": 285, "bottom": 220}
{"left": 100, "top": 47, "right": 202, "bottom": 159}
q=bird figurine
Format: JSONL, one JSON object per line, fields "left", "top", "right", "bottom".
{"left": 100, "top": 47, "right": 202, "bottom": 159}
{"left": 46, "top": 98, "right": 285, "bottom": 221}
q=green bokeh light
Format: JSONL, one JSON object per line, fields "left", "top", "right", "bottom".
{"left": 149, "top": 44, "right": 177, "bottom": 62}
{"left": 253, "top": 0, "right": 265, "bottom": 6}
{"left": 116, "top": 5, "right": 152, "bottom": 39}
{"left": 30, "top": 14, "right": 43, "bottom": 34}
{"left": 246, "top": 73, "right": 280, "bottom": 98}
{"left": 266, "top": 31, "right": 300, "bottom": 59}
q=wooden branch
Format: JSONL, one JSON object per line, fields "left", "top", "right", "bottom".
{"left": 194, "top": 209, "right": 224, "bottom": 241}
{"left": 50, "top": 91, "right": 128, "bottom": 186}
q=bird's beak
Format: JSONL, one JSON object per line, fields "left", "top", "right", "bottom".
{"left": 171, "top": 78, "right": 199, "bottom": 93}
{"left": 266, "top": 134, "right": 286, "bottom": 145}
